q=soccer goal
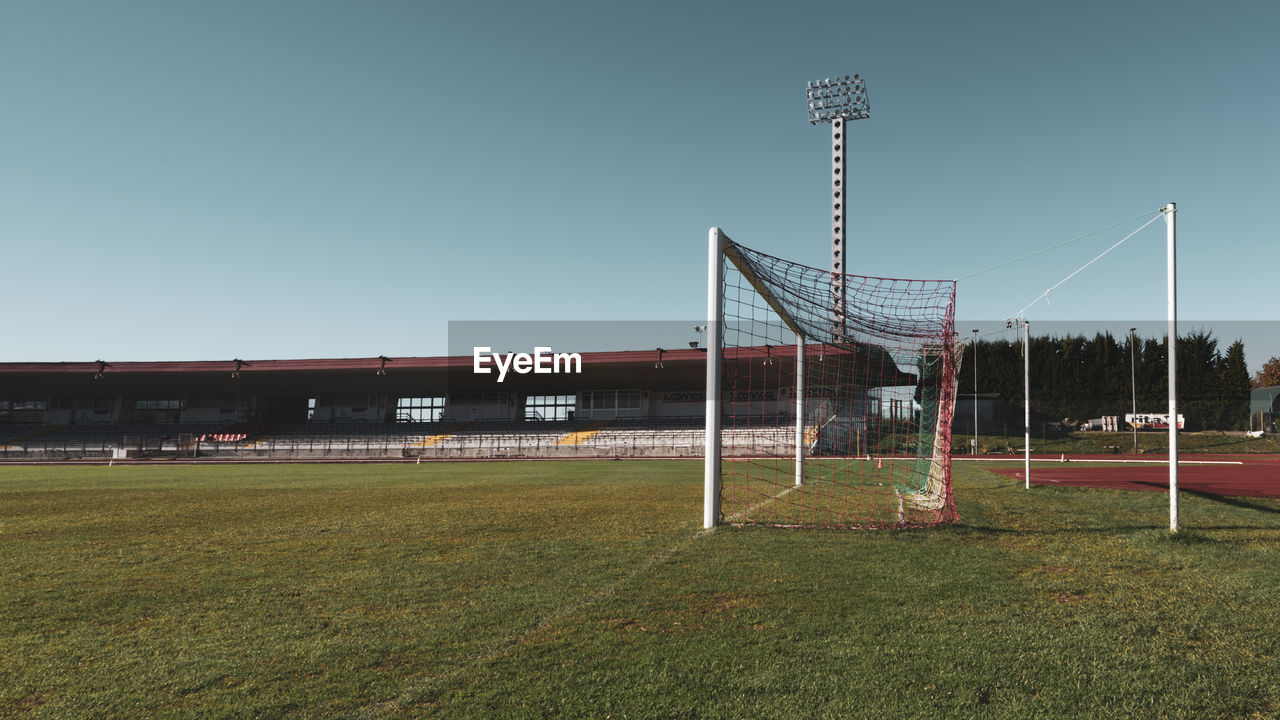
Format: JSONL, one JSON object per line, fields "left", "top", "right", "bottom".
{"left": 704, "top": 228, "right": 959, "bottom": 529}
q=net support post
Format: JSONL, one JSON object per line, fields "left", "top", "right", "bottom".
{"left": 1023, "top": 320, "right": 1031, "bottom": 490}
{"left": 794, "top": 338, "right": 805, "bottom": 487}
{"left": 704, "top": 228, "right": 725, "bottom": 529}
{"left": 1165, "top": 203, "right": 1178, "bottom": 533}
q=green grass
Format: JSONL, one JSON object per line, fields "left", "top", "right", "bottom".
{"left": 3, "top": 460, "right": 1280, "bottom": 718}
{"left": 723, "top": 458, "right": 947, "bottom": 527}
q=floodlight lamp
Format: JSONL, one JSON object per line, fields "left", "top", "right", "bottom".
{"left": 806, "top": 73, "right": 869, "bottom": 125}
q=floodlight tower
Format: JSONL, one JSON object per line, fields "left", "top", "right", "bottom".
{"left": 806, "top": 75, "right": 869, "bottom": 338}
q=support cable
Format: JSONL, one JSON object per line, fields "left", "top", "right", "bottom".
{"left": 964, "top": 209, "right": 1166, "bottom": 341}
{"left": 956, "top": 209, "right": 1163, "bottom": 282}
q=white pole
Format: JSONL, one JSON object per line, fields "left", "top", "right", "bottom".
{"left": 1024, "top": 320, "right": 1031, "bottom": 490}
{"left": 1130, "top": 327, "right": 1139, "bottom": 454}
{"left": 1165, "top": 203, "right": 1178, "bottom": 533}
{"left": 972, "top": 329, "right": 979, "bottom": 453}
{"left": 794, "top": 339, "right": 805, "bottom": 487}
{"left": 704, "top": 228, "right": 725, "bottom": 529}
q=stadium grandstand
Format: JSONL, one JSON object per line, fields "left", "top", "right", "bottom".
{"left": 0, "top": 346, "right": 918, "bottom": 460}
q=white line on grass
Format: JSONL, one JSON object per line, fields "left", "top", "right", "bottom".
{"left": 360, "top": 484, "right": 802, "bottom": 715}
{"left": 359, "top": 479, "right": 804, "bottom": 716}
{"left": 357, "top": 524, "right": 715, "bottom": 718}
{"left": 722, "top": 483, "right": 799, "bottom": 525}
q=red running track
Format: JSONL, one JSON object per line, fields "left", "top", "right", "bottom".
{"left": 983, "top": 455, "right": 1280, "bottom": 499}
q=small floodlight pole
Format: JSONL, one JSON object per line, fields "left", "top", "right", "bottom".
{"left": 806, "top": 75, "right": 869, "bottom": 339}
{"left": 1129, "top": 327, "right": 1138, "bottom": 454}
{"left": 972, "top": 329, "right": 979, "bottom": 453}
{"left": 1165, "top": 203, "right": 1179, "bottom": 533}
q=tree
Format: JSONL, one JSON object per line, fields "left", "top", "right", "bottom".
{"left": 1136, "top": 337, "right": 1165, "bottom": 418}
{"left": 1220, "top": 340, "right": 1251, "bottom": 430}
{"left": 960, "top": 329, "right": 1253, "bottom": 431}
{"left": 1177, "top": 330, "right": 1220, "bottom": 431}
{"left": 1253, "top": 356, "right": 1280, "bottom": 389}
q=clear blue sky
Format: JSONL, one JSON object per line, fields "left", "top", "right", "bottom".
{"left": 3, "top": 1, "right": 1276, "bottom": 367}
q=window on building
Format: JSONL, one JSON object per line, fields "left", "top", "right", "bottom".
{"left": 594, "top": 391, "right": 616, "bottom": 411}
{"left": 0, "top": 399, "right": 47, "bottom": 423}
{"left": 525, "top": 394, "right": 575, "bottom": 421}
{"left": 133, "top": 399, "right": 181, "bottom": 424}
{"left": 580, "top": 390, "right": 643, "bottom": 418}
{"left": 134, "top": 399, "right": 181, "bottom": 411}
{"left": 397, "top": 397, "right": 446, "bottom": 422}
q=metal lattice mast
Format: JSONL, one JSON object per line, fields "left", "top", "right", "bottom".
{"left": 806, "top": 74, "right": 869, "bottom": 338}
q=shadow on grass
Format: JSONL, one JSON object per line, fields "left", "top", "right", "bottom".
{"left": 1050, "top": 480, "right": 1280, "bottom": 518}
{"left": 1179, "top": 488, "right": 1280, "bottom": 515}
{"left": 957, "top": 523, "right": 1160, "bottom": 536}
{"left": 1127, "top": 481, "right": 1280, "bottom": 515}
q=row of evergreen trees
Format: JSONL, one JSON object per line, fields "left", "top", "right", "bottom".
{"left": 956, "top": 331, "right": 1251, "bottom": 431}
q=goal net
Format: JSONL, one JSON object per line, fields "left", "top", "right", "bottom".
{"left": 704, "top": 229, "right": 958, "bottom": 529}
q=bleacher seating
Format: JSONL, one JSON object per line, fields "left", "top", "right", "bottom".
{"left": 0, "top": 415, "right": 805, "bottom": 459}
{"left": 4, "top": 423, "right": 224, "bottom": 456}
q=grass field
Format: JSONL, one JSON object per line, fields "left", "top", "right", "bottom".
{"left": 3, "top": 460, "right": 1280, "bottom": 718}
{"left": 723, "top": 458, "right": 951, "bottom": 528}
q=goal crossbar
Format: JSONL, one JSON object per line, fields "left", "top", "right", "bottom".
{"left": 723, "top": 239, "right": 807, "bottom": 341}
